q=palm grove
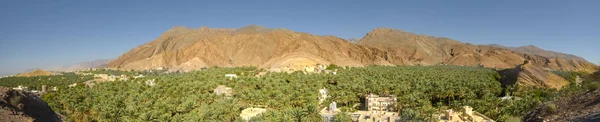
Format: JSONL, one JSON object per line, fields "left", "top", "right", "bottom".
{"left": 1, "top": 65, "right": 597, "bottom": 122}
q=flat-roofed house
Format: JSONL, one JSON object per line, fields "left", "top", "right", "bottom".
{"left": 366, "top": 94, "right": 397, "bottom": 111}
{"left": 240, "top": 107, "right": 267, "bottom": 121}
{"left": 225, "top": 74, "right": 238, "bottom": 80}
{"left": 214, "top": 85, "right": 233, "bottom": 96}
{"left": 320, "top": 102, "right": 341, "bottom": 122}
{"left": 438, "top": 106, "right": 495, "bottom": 122}
{"left": 12, "top": 85, "right": 28, "bottom": 91}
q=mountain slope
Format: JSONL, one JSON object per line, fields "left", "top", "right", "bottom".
{"left": 15, "top": 69, "right": 56, "bottom": 77}
{"left": 108, "top": 25, "right": 597, "bottom": 72}
{"left": 108, "top": 25, "right": 389, "bottom": 71}
{"left": 489, "top": 44, "right": 587, "bottom": 61}
{"left": 499, "top": 62, "right": 569, "bottom": 89}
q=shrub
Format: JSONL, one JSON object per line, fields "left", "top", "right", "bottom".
{"left": 505, "top": 116, "right": 521, "bottom": 122}
{"left": 326, "top": 64, "right": 340, "bottom": 70}
{"left": 586, "top": 82, "right": 600, "bottom": 91}
{"left": 543, "top": 103, "right": 557, "bottom": 115}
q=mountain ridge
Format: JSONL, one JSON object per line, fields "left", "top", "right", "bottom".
{"left": 489, "top": 44, "right": 586, "bottom": 61}
{"left": 108, "top": 25, "right": 598, "bottom": 73}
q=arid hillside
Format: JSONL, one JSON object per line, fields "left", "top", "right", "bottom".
{"left": 499, "top": 61, "right": 569, "bottom": 89}
{"left": 357, "top": 28, "right": 597, "bottom": 71}
{"left": 108, "top": 25, "right": 389, "bottom": 71}
{"left": 15, "top": 69, "right": 56, "bottom": 77}
{"left": 490, "top": 44, "right": 587, "bottom": 61}
{"left": 108, "top": 25, "right": 598, "bottom": 72}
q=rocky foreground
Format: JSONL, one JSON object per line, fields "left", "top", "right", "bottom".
{"left": 0, "top": 87, "right": 61, "bottom": 122}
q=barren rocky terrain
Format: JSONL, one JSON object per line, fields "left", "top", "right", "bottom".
{"left": 524, "top": 90, "right": 600, "bottom": 122}
{"left": 109, "top": 25, "right": 597, "bottom": 72}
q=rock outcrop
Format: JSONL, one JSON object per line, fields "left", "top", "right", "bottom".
{"left": 0, "top": 87, "right": 61, "bottom": 122}
{"left": 499, "top": 61, "right": 570, "bottom": 89}
{"left": 524, "top": 90, "right": 600, "bottom": 122}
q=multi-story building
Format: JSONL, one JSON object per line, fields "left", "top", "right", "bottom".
{"left": 366, "top": 94, "right": 396, "bottom": 111}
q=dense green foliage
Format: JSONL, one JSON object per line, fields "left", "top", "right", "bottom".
{"left": 551, "top": 71, "right": 587, "bottom": 83}
{"left": 0, "top": 73, "right": 93, "bottom": 90}
{"left": 0, "top": 66, "right": 579, "bottom": 121}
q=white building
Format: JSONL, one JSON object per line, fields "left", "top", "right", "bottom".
{"left": 366, "top": 94, "right": 396, "bottom": 111}
{"left": 145, "top": 79, "right": 156, "bottom": 86}
{"left": 225, "top": 74, "right": 238, "bottom": 79}
{"left": 240, "top": 108, "right": 267, "bottom": 121}
{"left": 319, "top": 88, "right": 328, "bottom": 104}
{"left": 133, "top": 74, "right": 145, "bottom": 79}
{"left": 68, "top": 83, "right": 77, "bottom": 87}
{"left": 214, "top": 85, "right": 233, "bottom": 96}
{"left": 438, "top": 106, "right": 495, "bottom": 122}
{"left": 12, "top": 85, "right": 28, "bottom": 91}
{"left": 321, "top": 102, "right": 341, "bottom": 122}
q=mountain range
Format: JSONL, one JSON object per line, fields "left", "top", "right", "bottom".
{"left": 489, "top": 44, "right": 586, "bottom": 61}
{"left": 107, "top": 25, "right": 598, "bottom": 73}
{"left": 48, "top": 59, "right": 113, "bottom": 72}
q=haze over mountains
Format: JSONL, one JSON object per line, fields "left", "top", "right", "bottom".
{"left": 108, "top": 25, "right": 598, "bottom": 72}
{"left": 48, "top": 59, "right": 113, "bottom": 71}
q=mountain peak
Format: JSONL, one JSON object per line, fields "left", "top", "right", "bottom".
{"left": 167, "top": 26, "right": 193, "bottom": 32}
{"left": 233, "top": 24, "right": 272, "bottom": 34}
{"left": 520, "top": 45, "right": 541, "bottom": 49}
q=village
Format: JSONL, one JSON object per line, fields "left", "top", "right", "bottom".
{"left": 212, "top": 64, "right": 496, "bottom": 122}
{"left": 7, "top": 65, "right": 498, "bottom": 122}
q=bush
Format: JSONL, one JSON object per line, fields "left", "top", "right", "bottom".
{"left": 326, "top": 64, "right": 340, "bottom": 70}
{"left": 543, "top": 103, "right": 557, "bottom": 115}
{"left": 505, "top": 116, "right": 521, "bottom": 122}
{"left": 586, "top": 82, "right": 600, "bottom": 91}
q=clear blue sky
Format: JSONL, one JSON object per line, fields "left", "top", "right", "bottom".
{"left": 1, "top": 0, "right": 598, "bottom": 75}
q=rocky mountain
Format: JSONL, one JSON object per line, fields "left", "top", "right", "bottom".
{"left": 346, "top": 38, "right": 360, "bottom": 44}
{"left": 15, "top": 69, "right": 56, "bottom": 77}
{"left": 108, "top": 25, "right": 598, "bottom": 73}
{"left": 489, "top": 44, "right": 587, "bottom": 61}
{"left": 357, "top": 28, "right": 597, "bottom": 72}
{"left": 51, "top": 59, "right": 112, "bottom": 71}
{"left": 499, "top": 61, "right": 569, "bottom": 89}
{"left": 108, "top": 25, "right": 389, "bottom": 71}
